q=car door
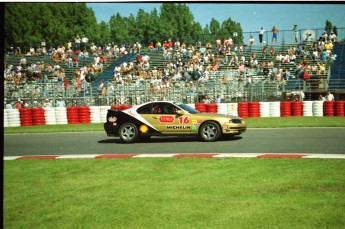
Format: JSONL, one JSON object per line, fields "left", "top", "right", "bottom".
{"left": 141, "top": 102, "right": 192, "bottom": 135}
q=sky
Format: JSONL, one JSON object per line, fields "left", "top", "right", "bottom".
{"left": 86, "top": 2, "right": 345, "bottom": 33}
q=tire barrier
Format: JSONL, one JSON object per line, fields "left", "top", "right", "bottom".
{"left": 19, "top": 108, "right": 33, "bottom": 126}
{"left": 90, "top": 106, "right": 102, "bottom": 123}
{"left": 335, "top": 101, "right": 345, "bottom": 117}
{"left": 323, "top": 101, "right": 335, "bottom": 117}
{"left": 248, "top": 102, "right": 260, "bottom": 118}
{"left": 228, "top": 103, "right": 238, "bottom": 116}
{"left": 206, "top": 103, "right": 217, "bottom": 113}
{"left": 303, "top": 101, "right": 313, "bottom": 117}
{"left": 67, "top": 106, "right": 79, "bottom": 124}
{"left": 312, "top": 101, "right": 324, "bottom": 117}
{"left": 32, "top": 108, "right": 45, "bottom": 126}
{"left": 238, "top": 102, "right": 249, "bottom": 118}
{"left": 259, "top": 102, "right": 270, "bottom": 117}
{"left": 280, "top": 102, "right": 292, "bottom": 117}
{"left": 55, "top": 107, "right": 68, "bottom": 125}
{"left": 100, "top": 106, "right": 111, "bottom": 123}
{"left": 195, "top": 103, "right": 206, "bottom": 112}
{"left": 6, "top": 109, "right": 21, "bottom": 127}
{"left": 269, "top": 102, "right": 280, "bottom": 117}
{"left": 4, "top": 101, "right": 344, "bottom": 128}
{"left": 43, "top": 107, "right": 57, "bottom": 125}
{"left": 291, "top": 101, "right": 303, "bottom": 117}
{"left": 78, "top": 106, "right": 91, "bottom": 124}
{"left": 217, "top": 103, "right": 228, "bottom": 115}
{"left": 4, "top": 109, "right": 9, "bottom": 127}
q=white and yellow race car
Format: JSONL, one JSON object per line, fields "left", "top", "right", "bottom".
{"left": 104, "top": 101, "right": 246, "bottom": 143}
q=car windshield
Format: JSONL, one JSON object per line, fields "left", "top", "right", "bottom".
{"left": 175, "top": 103, "right": 200, "bottom": 114}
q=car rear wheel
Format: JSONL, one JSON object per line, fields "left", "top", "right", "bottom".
{"left": 119, "top": 123, "right": 138, "bottom": 143}
{"left": 199, "top": 121, "right": 221, "bottom": 142}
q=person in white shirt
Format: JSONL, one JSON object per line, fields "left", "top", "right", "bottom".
{"left": 56, "top": 97, "right": 66, "bottom": 107}
{"left": 42, "top": 99, "right": 52, "bottom": 108}
{"left": 326, "top": 91, "right": 334, "bottom": 101}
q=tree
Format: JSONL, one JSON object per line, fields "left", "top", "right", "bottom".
{"left": 325, "top": 20, "right": 333, "bottom": 35}
{"left": 4, "top": 3, "right": 100, "bottom": 49}
{"left": 219, "top": 18, "right": 243, "bottom": 45}
{"left": 209, "top": 18, "right": 220, "bottom": 35}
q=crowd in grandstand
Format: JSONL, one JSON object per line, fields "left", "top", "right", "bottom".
{"left": 4, "top": 27, "right": 339, "bottom": 108}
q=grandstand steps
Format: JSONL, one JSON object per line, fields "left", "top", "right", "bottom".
{"left": 88, "top": 52, "right": 138, "bottom": 96}
{"left": 329, "top": 43, "right": 345, "bottom": 92}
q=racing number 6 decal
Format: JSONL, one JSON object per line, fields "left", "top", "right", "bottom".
{"left": 178, "top": 116, "right": 190, "bottom": 124}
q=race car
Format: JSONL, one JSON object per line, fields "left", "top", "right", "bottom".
{"left": 104, "top": 101, "right": 247, "bottom": 143}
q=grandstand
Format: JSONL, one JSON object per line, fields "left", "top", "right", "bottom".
{"left": 4, "top": 34, "right": 345, "bottom": 108}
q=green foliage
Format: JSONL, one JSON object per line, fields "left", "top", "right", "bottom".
{"left": 4, "top": 2, "right": 245, "bottom": 50}
{"left": 325, "top": 20, "right": 333, "bottom": 35}
{"left": 4, "top": 2, "right": 100, "bottom": 50}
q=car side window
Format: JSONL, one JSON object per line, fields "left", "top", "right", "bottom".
{"left": 152, "top": 104, "right": 162, "bottom": 114}
{"left": 137, "top": 104, "right": 151, "bottom": 114}
{"left": 163, "top": 104, "right": 179, "bottom": 114}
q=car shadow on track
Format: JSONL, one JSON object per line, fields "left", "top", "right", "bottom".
{"left": 98, "top": 136, "right": 243, "bottom": 144}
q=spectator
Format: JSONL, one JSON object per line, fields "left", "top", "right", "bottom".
{"left": 107, "top": 83, "right": 114, "bottom": 96}
{"left": 258, "top": 27, "right": 265, "bottom": 44}
{"left": 156, "top": 41, "right": 162, "bottom": 51}
{"left": 148, "top": 42, "right": 155, "bottom": 51}
{"left": 56, "top": 97, "right": 66, "bottom": 107}
{"left": 75, "top": 35, "right": 81, "bottom": 51}
{"left": 293, "top": 24, "right": 299, "bottom": 43}
{"left": 249, "top": 36, "right": 255, "bottom": 46}
{"left": 269, "top": 46, "right": 276, "bottom": 56}
{"left": 216, "top": 94, "right": 222, "bottom": 104}
{"left": 329, "top": 32, "right": 337, "bottom": 43}
{"left": 100, "top": 53, "right": 107, "bottom": 65}
{"left": 203, "top": 95, "right": 211, "bottom": 104}
{"left": 319, "top": 94, "right": 326, "bottom": 101}
{"left": 81, "top": 35, "right": 89, "bottom": 51}
{"left": 23, "top": 100, "right": 29, "bottom": 108}
{"left": 72, "top": 56, "right": 78, "bottom": 68}
{"left": 42, "top": 99, "right": 52, "bottom": 108}
{"left": 271, "top": 26, "right": 278, "bottom": 43}
{"left": 15, "top": 99, "right": 22, "bottom": 109}
{"left": 5, "top": 100, "right": 13, "bottom": 109}
{"left": 101, "top": 85, "right": 107, "bottom": 97}
{"left": 326, "top": 91, "right": 334, "bottom": 101}
{"left": 262, "top": 45, "right": 268, "bottom": 58}
{"left": 97, "top": 80, "right": 104, "bottom": 94}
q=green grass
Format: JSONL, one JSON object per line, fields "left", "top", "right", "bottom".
{"left": 4, "top": 117, "right": 345, "bottom": 134}
{"left": 4, "top": 158, "right": 345, "bottom": 229}
{"left": 4, "top": 117, "right": 345, "bottom": 228}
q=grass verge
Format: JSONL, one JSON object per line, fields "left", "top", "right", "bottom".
{"left": 4, "top": 158, "right": 345, "bottom": 229}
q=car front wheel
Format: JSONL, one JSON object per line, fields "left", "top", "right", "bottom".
{"left": 119, "top": 123, "right": 139, "bottom": 143}
{"left": 199, "top": 121, "right": 221, "bottom": 142}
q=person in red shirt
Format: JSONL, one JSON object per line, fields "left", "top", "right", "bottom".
{"left": 167, "top": 39, "right": 173, "bottom": 48}
{"left": 72, "top": 56, "right": 78, "bottom": 68}
{"left": 15, "top": 100, "right": 22, "bottom": 109}
{"left": 162, "top": 41, "right": 169, "bottom": 50}
{"left": 136, "top": 54, "right": 142, "bottom": 64}
{"left": 148, "top": 42, "right": 155, "bottom": 51}
{"left": 100, "top": 54, "right": 107, "bottom": 65}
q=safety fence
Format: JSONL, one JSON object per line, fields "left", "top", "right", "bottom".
{"left": 4, "top": 101, "right": 344, "bottom": 127}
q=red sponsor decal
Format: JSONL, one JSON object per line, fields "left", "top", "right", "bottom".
{"left": 159, "top": 115, "right": 175, "bottom": 123}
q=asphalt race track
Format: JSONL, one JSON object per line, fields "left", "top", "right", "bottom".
{"left": 4, "top": 128, "right": 345, "bottom": 156}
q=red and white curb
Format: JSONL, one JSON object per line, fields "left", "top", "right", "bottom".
{"left": 4, "top": 153, "right": 345, "bottom": 160}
